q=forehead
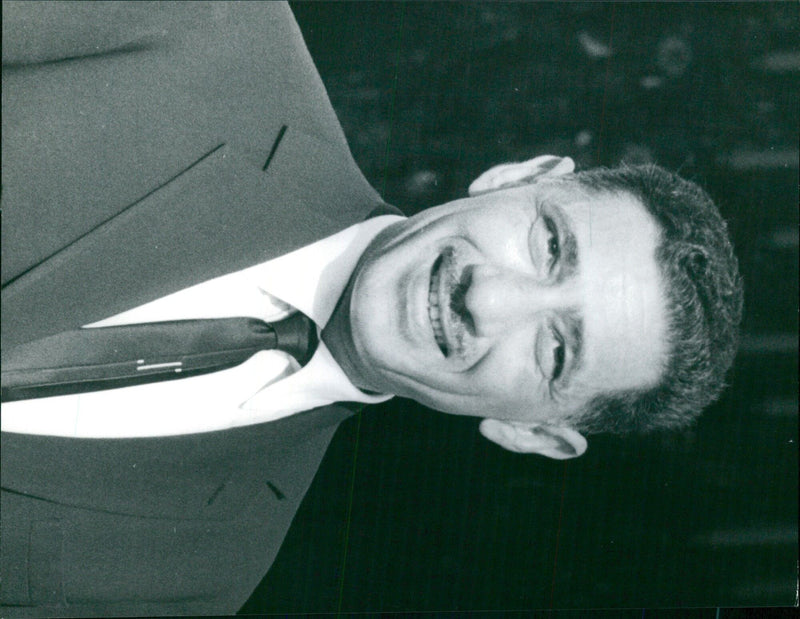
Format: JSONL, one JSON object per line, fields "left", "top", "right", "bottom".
{"left": 552, "top": 184, "right": 668, "bottom": 396}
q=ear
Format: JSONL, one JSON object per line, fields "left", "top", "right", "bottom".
{"left": 479, "top": 419, "right": 587, "bottom": 459}
{"left": 468, "top": 155, "right": 575, "bottom": 196}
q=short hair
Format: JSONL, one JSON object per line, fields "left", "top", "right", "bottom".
{"left": 564, "top": 164, "right": 744, "bottom": 434}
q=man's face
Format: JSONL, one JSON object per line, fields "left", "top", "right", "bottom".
{"left": 340, "top": 179, "right": 668, "bottom": 428}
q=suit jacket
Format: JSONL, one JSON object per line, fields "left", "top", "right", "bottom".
{"left": 1, "top": 2, "right": 393, "bottom": 615}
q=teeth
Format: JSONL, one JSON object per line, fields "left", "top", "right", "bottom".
{"left": 428, "top": 257, "right": 448, "bottom": 356}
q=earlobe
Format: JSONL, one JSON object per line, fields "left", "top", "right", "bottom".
{"left": 479, "top": 419, "right": 587, "bottom": 459}
{"left": 468, "top": 155, "right": 575, "bottom": 196}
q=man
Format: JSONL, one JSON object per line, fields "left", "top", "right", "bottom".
{"left": 0, "top": 1, "right": 743, "bottom": 616}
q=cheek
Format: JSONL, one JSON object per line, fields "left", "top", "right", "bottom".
{"left": 375, "top": 360, "right": 512, "bottom": 417}
{"left": 455, "top": 207, "right": 531, "bottom": 269}
{"left": 350, "top": 286, "right": 394, "bottom": 357}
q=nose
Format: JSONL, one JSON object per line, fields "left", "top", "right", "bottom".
{"left": 463, "top": 264, "right": 571, "bottom": 337}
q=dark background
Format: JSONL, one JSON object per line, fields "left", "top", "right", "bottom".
{"left": 242, "top": 2, "right": 798, "bottom": 612}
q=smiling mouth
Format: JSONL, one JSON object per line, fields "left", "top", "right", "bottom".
{"left": 427, "top": 248, "right": 477, "bottom": 360}
{"left": 428, "top": 251, "right": 450, "bottom": 356}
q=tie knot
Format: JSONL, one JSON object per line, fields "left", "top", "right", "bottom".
{"left": 271, "top": 312, "right": 318, "bottom": 366}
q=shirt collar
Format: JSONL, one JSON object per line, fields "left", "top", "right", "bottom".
{"left": 249, "top": 214, "right": 403, "bottom": 327}
{"left": 241, "top": 214, "right": 403, "bottom": 411}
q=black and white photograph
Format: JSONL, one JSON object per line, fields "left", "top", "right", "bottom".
{"left": 1, "top": 2, "right": 797, "bottom": 617}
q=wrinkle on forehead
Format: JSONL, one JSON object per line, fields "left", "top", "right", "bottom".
{"left": 567, "top": 190, "right": 669, "bottom": 396}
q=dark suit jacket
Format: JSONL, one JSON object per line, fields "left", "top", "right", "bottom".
{"left": 1, "top": 2, "right": 393, "bottom": 615}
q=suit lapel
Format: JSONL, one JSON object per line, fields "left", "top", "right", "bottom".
{"left": 2, "top": 127, "right": 385, "bottom": 349}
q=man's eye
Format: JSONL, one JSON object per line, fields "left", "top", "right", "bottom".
{"left": 529, "top": 213, "right": 561, "bottom": 274}
{"left": 551, "top": 332, "right": 565, "bottom": 381}
{"left": 544, "top": 216, "right": 560, "bottom": 270}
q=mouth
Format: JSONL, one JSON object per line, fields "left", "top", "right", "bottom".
{"left": 428, "top": 249, "right": 452, "bottom": 357}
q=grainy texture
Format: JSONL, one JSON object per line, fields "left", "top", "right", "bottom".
{"left": 242, "top": 2, "right": 798, "bottom": 612}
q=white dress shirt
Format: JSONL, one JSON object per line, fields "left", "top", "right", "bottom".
{"left": 1, "top": 214, "right": 403, "bottom": 438}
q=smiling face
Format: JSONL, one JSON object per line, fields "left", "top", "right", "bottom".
{"left": 329, "top": 177, "right": 668, "bottom": 434}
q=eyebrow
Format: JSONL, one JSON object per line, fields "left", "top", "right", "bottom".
{"left": 556, "top": 209, "right": 579, "bottom": 282}
{"left": 554, "top": 203, "right": 581, "bottom": 391}
{"left": 557, "top": 308, "right": 584, "bottom": 393}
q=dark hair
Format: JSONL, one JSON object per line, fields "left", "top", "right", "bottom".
{"left": 566, "top": 164, "right": 744, "bottom": 434}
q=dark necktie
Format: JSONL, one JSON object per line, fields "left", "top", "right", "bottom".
{"left": 0, "top": 313, "right": 318, "bottom": 403}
